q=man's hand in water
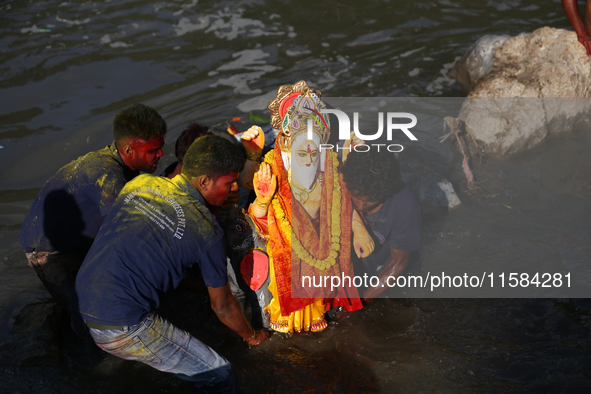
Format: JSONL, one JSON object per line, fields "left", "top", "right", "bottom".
{"left": 246, "top": 329, "right": 271, "bottom": 348}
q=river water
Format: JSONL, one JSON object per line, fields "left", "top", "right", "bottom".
{"left": 1, "top": 0, "right": 591, "bottom": 392}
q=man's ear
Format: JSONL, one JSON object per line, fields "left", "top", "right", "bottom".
{"left": 193, "top": 175, "right": 212, "bottom": 193}
{"left": 116, "top": 139, "right": 134, "bottom": 158}
{"left": 122, "top": 144, "right": 133, "bottom": 158}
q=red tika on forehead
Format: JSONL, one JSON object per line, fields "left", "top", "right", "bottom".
{"left": 307, "top": 144, "right": 311, "bottom": 153}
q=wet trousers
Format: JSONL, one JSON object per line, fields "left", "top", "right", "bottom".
{"left": 88, "top": 313, "right": 239, "bottom": 394}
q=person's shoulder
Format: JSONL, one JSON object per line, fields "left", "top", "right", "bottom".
{"left": 398, "top": 184, "right": 418, "bottom": 200}
{"left": 74, "top": 145, "right": 121, "bottom": 175}
{"left": 125, "top": 173, "right": 166, "bottom": 189}
{"left": 43, "top": 147, "right": 106, "bottom": 185}
{"left": 389, "top": 184, "right": 420, "bottom": 209}
{"left": 77, "top": 144, "right": 113, "bottom": 160}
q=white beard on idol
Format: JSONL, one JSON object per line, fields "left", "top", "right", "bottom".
{"left": 292, "top": 155, "right": 319, "bottom": 190}
{"left": 289, "top": 131, "right": 321, "bottom": 190}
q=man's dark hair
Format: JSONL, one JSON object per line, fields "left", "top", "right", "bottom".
{"left": 113, "top": 103, "right": 167, "bottom": 142}
{"left": 341, "top": 150, "right": 403, "bottom": 202}
{"left": 176, "top": 122, "right": 213, "bottom": 164}
{"left": 182, "top": 135, "right": 245, "bottom": 181}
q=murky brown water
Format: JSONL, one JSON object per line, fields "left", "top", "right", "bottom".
{"left": 1, "top": 0, "right": 590, "bottom": 392}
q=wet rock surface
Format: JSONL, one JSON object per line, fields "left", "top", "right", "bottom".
{"left": 450, "top": 27, "right": 591, "bottom": 156}
{"left": 450, "top": 34, "right": 512, "bottom": 94}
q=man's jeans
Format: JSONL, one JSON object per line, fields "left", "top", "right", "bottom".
{"left": 88, "top": 313, "right": 238, "bottom": 394}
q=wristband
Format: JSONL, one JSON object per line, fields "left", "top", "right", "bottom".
{"left": 244, "top": 328, "right": 256, "bottom": 342}
{"left": 255, "top": 198, "right": 270, "bottom": 208}
{"left": 246, "top": 151, "right": 262, "bottom": 161}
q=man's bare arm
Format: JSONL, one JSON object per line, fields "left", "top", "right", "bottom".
{"left": 562, "top": 0, "right": 591, "bottom": 55}
{"left": 208, "top": 284, "right": 270, "bottom": 346}
{"left": 363, "top": 248, "right": 410, "bottom": 302}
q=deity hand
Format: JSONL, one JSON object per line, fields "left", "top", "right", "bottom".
{"left": 342, "top": 132, "right": 365, "bottom": 162}
{"left": 253, "top": 162, "right": 276, "bottom": 204}
{"left": 241, "top": 126, "right": 265, "bottom": 157}
{"left": 352, "top": 210, "right": 374, "bottom": 258}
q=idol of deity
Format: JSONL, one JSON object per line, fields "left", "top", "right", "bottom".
{"left": 247, "top": 81, "right": 374, "bottom": 333}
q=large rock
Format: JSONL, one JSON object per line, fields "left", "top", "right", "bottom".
{"left": 451, "top": 27, "right": 591, "bottom": 155}
{"left": 449, "top": 34, "right": 511, "bottom": 94}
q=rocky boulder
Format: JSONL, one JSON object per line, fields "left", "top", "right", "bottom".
{"left": 450, "top": 27, "right": 591, "bottom": 156}
{"left": 449, "top": 34, "right": 511, "bottom": 94}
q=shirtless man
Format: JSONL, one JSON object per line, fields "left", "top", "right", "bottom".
{"left": 562, "top": 0, "right": 591, "bottom": 55}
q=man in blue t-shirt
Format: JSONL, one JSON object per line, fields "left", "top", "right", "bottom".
{"left": 341, "top": 150, "right": 421, "bottom": 302}
{"left": 72, "top": 135, "right": 270, "bottom": 394}
{"left": 19, "top": 103, "right": 167, "bottom": 311}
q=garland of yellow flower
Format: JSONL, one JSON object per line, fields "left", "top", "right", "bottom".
{"left": 270, "top": 154, "right": 342, "bottom": 271}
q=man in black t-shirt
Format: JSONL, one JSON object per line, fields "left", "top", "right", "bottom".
{"left": 341, "top": 150, "right": 421, "bottom": 302}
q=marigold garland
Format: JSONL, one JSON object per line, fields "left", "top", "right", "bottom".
{"left": 271, "top": 153, "right": 342, "bottom": 271}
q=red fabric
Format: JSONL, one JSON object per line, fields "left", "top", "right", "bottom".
{"left": 240, "top": 250, "right": 269, "bottom": 291}
{"left": 279, "top": 92, "right": 302, "bottom": 119}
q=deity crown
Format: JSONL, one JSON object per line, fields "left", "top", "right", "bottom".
{"left": 268, "top": 81, "right": 331, "bottom": 152}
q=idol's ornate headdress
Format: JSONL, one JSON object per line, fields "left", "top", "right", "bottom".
{"left": 268, "top": 80, "right": 330, "bottom": 152}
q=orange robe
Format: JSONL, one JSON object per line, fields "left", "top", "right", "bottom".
{"left": 249, "top": 144, "right": 363, "bottom": 333}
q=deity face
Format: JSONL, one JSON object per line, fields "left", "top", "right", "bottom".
{"left": 291, "top": 139, "right": 320, "bottom": 190}
{"left": 294, "top": 139, "right": 319, "bottom": 168}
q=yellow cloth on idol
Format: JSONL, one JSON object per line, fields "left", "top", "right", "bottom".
{"left": 265, "top": 255, "right": 327, "bottom": 333}
{"left": 249, "top": 144, "right": 361, "bottom": 333}
{"left": 248, "top": 81, "right": 362, "bottom": 333}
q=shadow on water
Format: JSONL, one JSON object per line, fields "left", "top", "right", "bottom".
{"left": 0, "top": 288, "right": 381, "bottom": 393}
{"left": 43, "top": 189, "right": 93, "bottom": 255}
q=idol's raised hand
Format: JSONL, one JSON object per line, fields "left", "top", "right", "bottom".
{"left": 241, "top": 126, "right": 265, "bottom": 155}
{"left": 253, "top": 162, "right": 276, "bottom": 204}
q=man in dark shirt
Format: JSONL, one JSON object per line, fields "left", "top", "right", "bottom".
{"left": 341, "top": 150, "right": 421, "bottom": 302}
{"left": 73, "top": 135, "right": 269, "bottom": 393}
{"left": 164, "top": 123, "right": 270, "bottom": 328}
{"left": 18, "top": 103, "right": 167, "bottom": 311}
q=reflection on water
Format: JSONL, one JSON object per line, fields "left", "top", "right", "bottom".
{"left": 1, "top": 0, "right": 591, "bottom": 392}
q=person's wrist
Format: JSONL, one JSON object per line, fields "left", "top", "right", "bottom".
{"left": 243, "top": 327, "right": 256, "bottom": 342}
{"left": 255, "top": 198, "right": 270, "bottom": 208}
{"left": 246, "top": 150, "right": 262, "bottom": 161}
